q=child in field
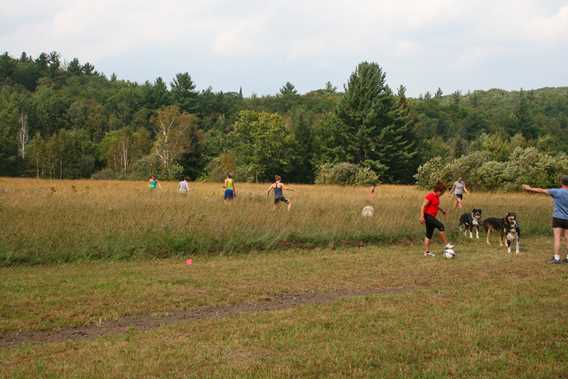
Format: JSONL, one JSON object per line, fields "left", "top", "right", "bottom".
{"left": 523, "top": 175, "right": 568, "bottom": 264}
{"left": 450, "top": 178, "right": 469, "bottom": 209}
{"left": 148, "top": 175, "right": 161, "bottom": 190}
{"left": 419, "top": 182, "right": 454, "bottom": 256}
{"left": 267, "top": 175, "right": 294, "bottom": 211}
{"left": 223, "top": 174, "right": 237, "bottom": 202}
{"left": 178, "top": 177, "right": 189, "bottom": 193}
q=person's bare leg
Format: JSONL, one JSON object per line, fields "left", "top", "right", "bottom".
{"left": 424, "top": 237, "right": 431, "bottom": 253}
{"left": 553, "top": 228, "right": 562, "bottom": 259}
{"left": 454, "top": 196, "right": 462, "bottom": 209}
{"left": 439, "top": 231, "right": 449, "bottom": 246}
{"left": 287, "top": 201, "right": 292, "bottom": 211}
{"left": 563, "top": 229, "right": 568, "bottom": 258}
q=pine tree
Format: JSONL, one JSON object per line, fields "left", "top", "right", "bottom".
{"left": 170, "top": 73, "right": 199, "bottom": 113}
{"left": 289, "top": 107, "right": 315, "bottom": 183}
{"left": 511, "top": 89, "right": 538, "bottom": 139}
{"left": 279, "top": 82, "right": 298, "bottom": 96}
{"left": 335, "top": 62, "right": 416, "bottom": 182}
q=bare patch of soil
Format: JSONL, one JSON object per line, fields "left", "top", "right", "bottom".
{"left": 0, "top": 287, "right": 408, "bottom": 348}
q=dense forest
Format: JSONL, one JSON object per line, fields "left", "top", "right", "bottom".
{"left": 1, "top": 51, "right": 567, "bottom": 186}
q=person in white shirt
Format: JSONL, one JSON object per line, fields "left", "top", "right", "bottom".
{"left": 178, "top": 178, "right": 189, "bottom": 194}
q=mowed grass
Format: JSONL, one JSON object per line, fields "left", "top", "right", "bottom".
{"left": 2, "top": 179, "right": 566, "bottom": 377}
{"left": 1, "top": 237, "right": 568, "bottom": 378}
{"left": 0, "top": 178, "right": 555, "bottom": 265}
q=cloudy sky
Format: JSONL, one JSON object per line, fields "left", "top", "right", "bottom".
{"left": 2, "top": 0, "right": 568, "bottom": 96}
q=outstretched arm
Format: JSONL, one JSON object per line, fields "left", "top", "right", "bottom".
{"left": 522, "top": 184, "right": 549, "bottom": 195}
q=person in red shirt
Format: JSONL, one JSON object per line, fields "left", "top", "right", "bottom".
{"left": 419, "top": 182, "right": 454, "bottom": 256}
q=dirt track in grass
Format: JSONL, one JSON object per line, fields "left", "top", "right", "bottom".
{"left": 0, "top": 286, "right": 409, "bottom": 348}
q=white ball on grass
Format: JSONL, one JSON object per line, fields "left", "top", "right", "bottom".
{"left": 361, "top": 205, "right": 374, "bottom": 217}
{"left": 443, "top": 248, "right": 456, "bottom": 259}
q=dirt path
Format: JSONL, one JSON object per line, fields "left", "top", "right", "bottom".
{"left": 0, "top": 287, "right": 408, "bottom": 348}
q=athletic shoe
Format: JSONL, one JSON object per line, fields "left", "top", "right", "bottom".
{"left": 445, "top": 244, "right": 455, "bottom": 249}
{"left": 424, "top": 251, "right": 436, "bottom": 257}
{"left": 547, "top": 257, "right": 564, "bottom": 264}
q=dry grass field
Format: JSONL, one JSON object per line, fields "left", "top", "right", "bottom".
{"left": 0, "top": 178, "right": 554, "bottom": 265}
{"left": 1, "top": 178, "right": 566, "bottom": 378}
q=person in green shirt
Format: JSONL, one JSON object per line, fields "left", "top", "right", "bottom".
{"left": 148, "top": 175, "right": 161, "bottom": 190}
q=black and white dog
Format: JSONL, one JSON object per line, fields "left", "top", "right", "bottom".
{"left": 483, "top": 213, "right": 521, "bottom": 254}
{"left": 459, "top": 208, "right": 482, "bottom": 239}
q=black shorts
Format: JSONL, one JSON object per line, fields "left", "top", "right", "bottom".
{"left": 455, "top": 194, "right": 463, "bottom": 200}
{"left": 274, "top": 196, "right": 289, "bottom": 205}
{"left": 552, "top": 217, "right": 568, "bottom": 229}
{"left": 425, "top": 214, "right": 445, "bottom": 239}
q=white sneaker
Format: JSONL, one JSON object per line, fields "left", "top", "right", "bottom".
{"left": 424, "top": 251, "right": 436, "bottom": 257}
{"left": 445, "top": 244, "right": 455, "bottom": 249}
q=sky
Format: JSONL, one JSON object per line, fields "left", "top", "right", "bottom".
{"left": 2, "top": 0, "right": 568, "bottom": 97}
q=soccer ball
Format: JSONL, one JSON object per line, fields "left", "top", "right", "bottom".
{"left": 361, "top": 205, "right": 374, "bottom": 217}
{"left": 443, "top": 248, "right": 456, "bottom": 259}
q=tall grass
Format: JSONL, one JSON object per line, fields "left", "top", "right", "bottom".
{"left": 0, "top": 178, "right": 554, "bottom": 265}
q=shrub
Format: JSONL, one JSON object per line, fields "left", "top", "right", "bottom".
{"left": 416, "top": 147, "right": 567, "bottom": 191}
{"left": 129, "top": 155, "right": 183, "bottom": 180}
{"left": 92, "top": 168, "right": 122, "bottom": 180}
{"left": 475, "top": 161, "right": 508, "bottom": 191}
{"left": 205, "top": 153, "right": 237, "bottom": 182}
{"left": 316, "top": 162, "right": 379, "bottom": 185}
{"left": 414, "top": 157, "right": 447, "bottom": 189}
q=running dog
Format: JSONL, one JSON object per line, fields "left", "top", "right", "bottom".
{"left": 459, "top": 208, "right": 482, "bottom": 239}
{"left": 483, "top": 213, "right": 521, "bottom": 254}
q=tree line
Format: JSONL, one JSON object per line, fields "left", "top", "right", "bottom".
{"left": 1, "top": 51, "right": 567, "bottom": 184}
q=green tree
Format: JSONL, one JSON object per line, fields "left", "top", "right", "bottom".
{"left": 151, "top": 105, "right": 199, "bottom": 177}
{"left": 288, "top": 107, "right": 315, "bottom": 183}
{"left": 99, "top": 128, "right": 151, "bottom": 176}
{"left": 229, "top": 110, "right": 292, "bottom": 181}
{"left": 510, "top": 89, "right": 538, "bottom": 139}
{"left": 335, "top": 61, "right": 415, "bottom": 182}
{"left": 170, "top": 73, "right": 199, "bottom": 113}
{"left": 279, "top": 82, "right": 298, "bottom": 96}
{"left": 27, "top": 129, "right": 96, "bottom": 178}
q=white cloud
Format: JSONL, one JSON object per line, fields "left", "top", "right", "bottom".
{"left": 1, "top": 0, "right": 567, "bottom": 95}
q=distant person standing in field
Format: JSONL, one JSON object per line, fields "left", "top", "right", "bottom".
{"left": 223, "top": 173, "right": 237, "bottom": 202}
{"left": 148, "top": 175, "right": 161, "bottom": 191}
{"left": 370, "top": 182, "right": 378, "bottom": 197}
{"left": 267, "top": 175, "right": 294, "bottom": 211}
{"left": 178, "top": 177, "right": 189, "bottom": 193}
{"left": 523, "top": 175, "right": 568, "bottom": 264}
{"left": 451, "top": 178, "right": 469, "bottom": 209}
{"left": 419, "top": 181, "right": 454, "bottom": 256}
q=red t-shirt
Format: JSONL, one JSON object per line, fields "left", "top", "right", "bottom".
{"left": 424, "top": 192, "right": 440, "bottom": 217}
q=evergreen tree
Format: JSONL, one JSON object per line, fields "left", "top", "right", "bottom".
{"left": 170, "top": 73, "right": 199, "bottom": 113}
{"left": 434, "top": 87, "right": 444, "bottom": 98}
{"left": 510, "top": 89, "right": 538, "bottom": 139}
{"left": 289, "top": 107, "right": 315, "bottom": 183}
{"left": 279, "top": 82, "right": 298, "bottom": 96}
{"left": 335, "top": 62, "right": 415, "bottom": 182}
